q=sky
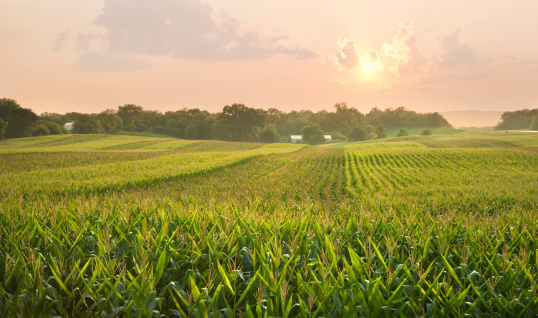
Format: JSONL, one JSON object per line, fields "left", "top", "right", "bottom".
{"left": 1, "top": 0, "right": 537, "bottom": 115}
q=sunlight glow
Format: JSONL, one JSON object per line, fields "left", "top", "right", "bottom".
{"left": 361, "top": 61, "right": 374, "bottom": 72}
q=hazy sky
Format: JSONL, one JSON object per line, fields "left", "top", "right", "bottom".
{"left": 1, "top": 0, "right": 537, "bottom": 114}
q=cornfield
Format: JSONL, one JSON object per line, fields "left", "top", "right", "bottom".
{"left": 1, "top": 133, "right": 537, "bottom": 317}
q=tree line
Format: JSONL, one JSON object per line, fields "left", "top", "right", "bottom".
{"left": 495, "top": 108, "right": 538, "bottom": 131}
{"left": 0, "top": 98, "right": 452, "bottom": 143}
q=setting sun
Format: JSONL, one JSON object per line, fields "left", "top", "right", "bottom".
{"left": 361, "top": 61, "right": 374, "bottom": 72}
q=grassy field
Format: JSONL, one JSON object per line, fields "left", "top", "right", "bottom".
{"left": 1, "top": 132, "right": 537, "bottom": 317}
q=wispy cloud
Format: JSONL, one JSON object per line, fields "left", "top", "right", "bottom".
{"left": 78, "top": 0, "right": 318, "bottom": 63}
{"left": 332, "top": 37, "right": 360, "bottom": 69}
{"left": 437, "top": 28, "right": 476, "bottom": 68}
{"left": 52, "top": 30, "right": 70, "bottom": 51}
{"left": 381, "top": 20, "right": 426, "bottom": 75}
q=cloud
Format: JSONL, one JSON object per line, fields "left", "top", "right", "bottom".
{"left": 77, "top": 53, "right": 152, "bottom": 72}
{"left": 53, "top": 31, "right": 70, "bottom": 51}
{"left": 332, "top": 37, "right": 360, "bottom": 69}
{"left": 82, "top": 0, "right": 317, "bottom": 61}
{"left": 360, "top": 49, "right": 384, "bottom": 72}
{"left": 381, "top": 20, "right": 425, "bottom": 75}
{"left": 437, "top": 28, "right": 476, "bottom": 68}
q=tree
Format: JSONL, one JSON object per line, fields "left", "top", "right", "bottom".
{"left": 33, "top": 124, "right": 51, "bottom": 136}
{"left": 421, "top": 129, "right": 432, "bottom": 136}
{"left": 330, "top": 131, "right": 346, "bottom": 141}
{"left": 0, "top": 117, "right": 7, "bottom": 140}
{"left": 530, "top": 115, "right": 538, "bottom": 131}
{"left": 73, "top": 115, "right": 103, "bottom": 134}
{"left": 348, "top": 126, "right": 368, "bottom": 141}
{"left": 214, "top": 104, "right": 266, "bottom": 141}
{"left": 164, "top": 119, "right": 183, "bottom": 138}
{"left": 375, "top": 125, "right": 386, "bottom": 139}
{"left": 259, "top": 125, "right": 279, "bottom": 143}
{"left": 0, "top": 98, "right": 20, "bottom": 120}
{"left": 5, "top": 107, "right": 38, "bottom": 138}
{"left": 45, "top": 122, "right": 68, "bottom": 135}
{"left": 98, "top": 112, "right": 123, "bottom": 134}
{"left": 301, "top": 124, "right": 325, "bottom": 145}
{"left": 396, "top": 129, "right": 409, "bottom": 137}
{"left": 117, "top": 104, "right": 144, "bottom": 130}
{"left": 183, "top": 123, "right": 200, "bottom": 140}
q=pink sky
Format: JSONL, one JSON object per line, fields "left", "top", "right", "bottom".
{"left": 1, "top": 0, "right": 537, "bottom": 115}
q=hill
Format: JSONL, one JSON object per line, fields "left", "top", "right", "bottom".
{"left": 440, "top": 110, "right": 503, "bottom": 128}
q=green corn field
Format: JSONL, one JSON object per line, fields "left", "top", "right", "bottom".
{"left": 1, "top": 132, "right": 537, "bottom": 317}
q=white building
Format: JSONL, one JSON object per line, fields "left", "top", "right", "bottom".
{"left": 64, "top": 122, "right": 74, "bottom": 131}
{"left": 290, "top": 135, "right": 302, "bottom": 143}
{"left": 290, "top": 135, "right": 333, "bottom": 143}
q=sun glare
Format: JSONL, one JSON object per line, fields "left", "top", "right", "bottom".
{"left": 361, "top": 61, "right": 374, "bottom": 72}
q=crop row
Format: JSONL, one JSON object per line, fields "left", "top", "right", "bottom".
{"left": 1, "top": 202, "right": 536, "bottom": 317}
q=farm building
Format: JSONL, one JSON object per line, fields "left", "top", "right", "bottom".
{"left": 290, "top": 135, "right": 302, "bottom": 143}
{"left": 290, "top": 135, "right": 333, "bottom": 143}
{"left": 64, "top": 122, "right": 74, "bottom": 131}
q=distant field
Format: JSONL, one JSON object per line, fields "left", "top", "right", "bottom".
{"left": 385, "top": 127, "right": 462, "bottom": 137}
{"left": 1, "top": 133, "right": 537, "bottom": 317}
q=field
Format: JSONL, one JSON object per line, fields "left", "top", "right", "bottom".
{"left": 1, "top": 132, "right": 537, "bottom": 317}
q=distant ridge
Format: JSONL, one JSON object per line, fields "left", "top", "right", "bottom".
{"left": 440, "top": 110, "right": 504, "bottom": 129}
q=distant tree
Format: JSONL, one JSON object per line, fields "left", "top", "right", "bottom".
{"left": 98, "top": 112, "right": 123, "bottom": 134}
{"left": 0, "top": 117, "right": 7, "bottom": 140}
{"left": 164, "top": 119, "right": 183, "bottom": 138}
{"left": 5, "top": 107, "right": 38, "bottom": 138}
{"left": 150, "top": 125, "right": 165, "bottom": 134}
{"left": 396, "top": 129, "right": 409, "bottom": 137}
{"left": 330, "top": 131, "right": 346, "bottom": 141}
{"left": 45, "top": 122, "right": 68, "bottom": 135}
{"left": 259, "top": 125, "right": 279, "bottom": 143}
{"left": 420, "top": 129, "right": 432, "bottom": 136}
{"left": 64, "top": 112, "right": 84, "bottom": 122}
{"left": 375, "top": 125, "right": 386, "bottom": 139}
{"left": 0, "top": 98, "right": 20, "bottom": 120}
{"left": 183, "top": 123, "right": 200, "bottom": 140}
{"left": 530, "top": 115, "right": 538, "bottom": 131}
{"left": 33, "top": 124, "right": 51, "bottom": 136}
{"left": 301, "top": 124, "right": 325, "bottom": 145}
{"left": 348, "top": 126, "right": 368, "bottom": 141}
{"left": 73, "top": 115, "right": 103, "bottom": 134}
{"left": 365, "top": 125, "right": 376, "bottom": 137}
{"left": 496, "top": 108, "right": 538, "bottom": 130}
{"left": 214, "top": 104, "right": 266, "bottom": 141}
{"left": 117, "top": 104, "right": 144, "bottom": 130}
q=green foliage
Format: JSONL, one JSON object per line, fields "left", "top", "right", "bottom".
{"left": 183, "top": 123, "right": 200, "bottom": 140}
{"left": 0, "top": 98, "right": 20, "bottom": 120}
{"left": 529, "top": 114, "right": 538, "bottom": 131}
{"left": 0, "top": 134, "right": 537, "bottom": 317}
{"left": 396, "top": 128, "right": 409, "bottom": 136}
{"left": 496, "top": 108, "right": 538, "bottom": 130}
{"left": 164, "top": 119, "right": 183, "bottom": 138}
{"left": 45, "top": 121, "right": 68, "bottom": 135}
{"left": 117, "top": 104, "right": 144, "bottom": 130}
{"left": 33, "top": 123, "right": 51, "bottom": 136}
{"left": 73, "top": 114, "right": 103, "bottom": 134}
{"left": 215, "top": 103, "right": 266, "bottom": 141}
{"left": 259, "top": 125, "right": 279, "bottom": 143}
{"left": 5, "top": 106, "right": 38, "bottom": 138}
{"left": 421, "top": 129, "right": 433, "bottom": 136}
{"left": 330, "top": 130, "right": 346, "bottom": 141}
{"left": 301, "top": 124, "right": 325, "bottom": 145}
{"left": 348, "top": 126, "right": 368, "bottom": 141}
{"left": 0, "top": 117, "right": 6, "bottom": 140}
{"left": 375, "top": 125, "right": 386, "bottom": 139}
{"left": 98, "top": 112, "right": 123, "bottom": 134}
